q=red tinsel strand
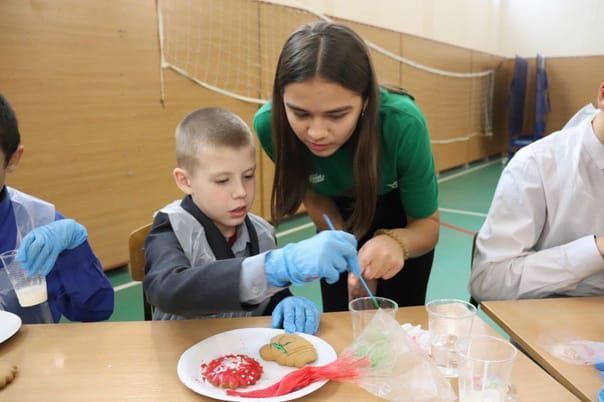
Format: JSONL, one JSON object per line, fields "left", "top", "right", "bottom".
{"left": 227, "top": 353, "right": 371, "bottom": 398}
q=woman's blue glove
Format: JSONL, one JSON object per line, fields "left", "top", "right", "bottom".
{"left": 596, "top": 362, "right": 604, "bottom": 402}
{"left": 265, "top": 230, "right": 361, "bottom": 287}
{"left": 272, "top": 296, "right": 320, "bottom": 335}
{"left": 16, "top": 219, "right": 88, "bottom": 276}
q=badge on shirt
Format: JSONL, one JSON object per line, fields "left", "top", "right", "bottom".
{"left": 309, "top": 173, "right": 325, "bottom": 184}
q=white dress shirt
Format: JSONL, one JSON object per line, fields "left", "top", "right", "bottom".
{"left": 471, "top": 111, "right": 604, "bottom": 301}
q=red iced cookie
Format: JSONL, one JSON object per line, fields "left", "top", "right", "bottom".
{"left": 201, "top": 354, "right": 263, "bottom": 389}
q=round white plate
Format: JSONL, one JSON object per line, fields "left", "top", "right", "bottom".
{"left": 177, "top": 328, "right": 337, "bottom": 402}
{"left": 0, "top": 310, "right": 22, "bottom": 343}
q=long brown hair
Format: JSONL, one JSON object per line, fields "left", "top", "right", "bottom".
{"left": 271, "top": 21, "right": 380, "bottom": 238}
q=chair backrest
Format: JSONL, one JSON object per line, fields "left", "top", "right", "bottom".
{"left": 508, "top": 56, "right": 529, "bottom": 136}
{"left": 507, "top": 55, "right": 550, "bottom": 158}
{"left": 128, "top": 222, "right": 153, "bottom": 320}
{"left": 534, "top": 54, "right": 551, "bottom": 137}
{"left": 128, "top": 223, "right": 152, "bottom": 281}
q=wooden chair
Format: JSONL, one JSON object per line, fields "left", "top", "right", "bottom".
{"left": 128, "top": 222, "right": 153, "bottom": 320}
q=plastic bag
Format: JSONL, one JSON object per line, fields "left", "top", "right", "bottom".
{"left": 539, "top": 333, "right": 604, "bottom": 365}
{"left": 401, "top": 323, "right": 432, "bottom": 356}
{"left": 229, "top": 309, "right": 455, "bottom": 401}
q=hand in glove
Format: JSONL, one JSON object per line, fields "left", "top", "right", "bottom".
{"left": 265, "top": 230, "right": 360, "bottom": 287}
{"left": 16, "top": 219, "right": 88, "bottom": 276}
{"left": 271, "top": 296, "right": 320, "bottom": 335}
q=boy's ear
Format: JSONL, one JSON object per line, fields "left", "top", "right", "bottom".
{"left": 173, "top": 167, "right": 193, "bottom": 194}
{"left": 6, "top": 145, "right": 24, "bottom": 172}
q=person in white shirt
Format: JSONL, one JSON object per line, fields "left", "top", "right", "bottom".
{"left": 470, "top": 81, "right": 604, "bottom": 301}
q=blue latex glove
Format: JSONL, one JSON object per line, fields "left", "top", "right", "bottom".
{"left": 16, "top": 219, "right": 88, "bottom": 276}
{"left": 272, "top": 296, "right": 320, "bottom": 335}
{"left": 596, "top": 362, "right": 604, "bottom": 402}
{"left": 265, "top": 230, "right": 360, "bottom": 287}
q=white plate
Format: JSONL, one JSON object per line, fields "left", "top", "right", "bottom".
{"left": 177, "top": 328, "right": 337, "bottom": 402}
{"left": 0, "top": 310, "right": 22, "bottom": 343}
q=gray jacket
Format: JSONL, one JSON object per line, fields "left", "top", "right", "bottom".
{"left": 143, "top": 196, "right": 290, "bottom": 320}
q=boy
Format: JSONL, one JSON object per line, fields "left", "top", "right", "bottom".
{"left": 471, "top": 81, "right": 604, "bottom": 301}
{"left": 143, "top": 108, "right": 360, "bottom": 334}
{"left": 0, "top": 94, "right": 114, "bottom": 323}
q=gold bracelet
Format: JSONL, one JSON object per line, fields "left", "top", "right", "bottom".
{"left": 374, "top": 229, "right": 410, "bottom": 260}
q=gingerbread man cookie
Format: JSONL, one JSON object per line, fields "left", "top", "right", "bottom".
{"left": 259, "top": 333, "right": 317, "bottom": 368}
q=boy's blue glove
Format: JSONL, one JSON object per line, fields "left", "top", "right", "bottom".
{"left": 272, "top": 296, "right": 320, "bottom": 335}
{"left": 16, "top": 219, "right": 88, "bottom": 276}
{"left": 265, "top": 230, "right": 360, "bottom": 287}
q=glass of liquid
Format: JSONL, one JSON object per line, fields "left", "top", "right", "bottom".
{"left": 456, "top": 335, "right": 517, "bottom": 402}
{"left": 425, "top": 298, "right": 476, "bottom": 377}
{"left": 349, "top": 296, "right": 398, "bottom": 339}
{"left": 1, "top": 250, "right": 48, "bottom": 307}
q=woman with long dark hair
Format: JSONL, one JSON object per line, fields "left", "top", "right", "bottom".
{"left": 254, "top": 21, "right": 440, "bottom": 312}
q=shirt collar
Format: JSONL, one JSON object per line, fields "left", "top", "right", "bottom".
{"left": 231, "top": 218, "right": 251, "bottom": 255}
{"left": 582, "top": 111, "right": 604, "bottom": 170}
{"left": 180, "top": 195, "right": 251, "bottom": 256}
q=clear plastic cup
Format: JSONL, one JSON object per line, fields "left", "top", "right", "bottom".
{"left": 0, "top": 250, "right": 48, "bottom": 307}
{"left": 425, "top": 298, "right": 476, "bottom": 377}
{"left": 456, "top": 335, "right": 517, "bottom": 402}
{"left": 349, "top": 296, "right": 398, "bottom": 338}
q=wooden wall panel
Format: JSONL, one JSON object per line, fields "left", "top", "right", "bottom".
{"left": 0, "top": 0, "right": 260, "bottom": 269}
{"left": 335, "top": 19, "right": 402, "bottom": 88}
{"left": 401, "top": 35, "right": 473, "bottom": 171}
{"left": 491, "top": 58, "right": 514, "bottom": 148}
{"left": 545, "top": 56, "right": 604, "bottom": 132}
{"left": 162, "top": 0, "right": 261, "bottom": 99}
{"left": 466, "top": 51, "right": 507, "bottom": 162}
{"left": 258, "top": 3, "right": 315, "bottom": 100}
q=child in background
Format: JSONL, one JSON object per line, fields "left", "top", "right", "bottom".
{"left": 144, "top": 107, "right": 360, "bottom": 334}
{"left": 0, "top": 94, "right": 114, "bottom": 323}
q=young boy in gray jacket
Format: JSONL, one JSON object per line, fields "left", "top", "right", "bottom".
{"left": 144, "top": 108, "right": 360, "bottom": 334}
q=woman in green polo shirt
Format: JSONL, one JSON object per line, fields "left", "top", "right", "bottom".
{"left": 254, "top": 21, "right": 440, "bottom": 312}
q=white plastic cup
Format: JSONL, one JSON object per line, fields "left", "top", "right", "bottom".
{"left": 0, "top": 250, "right": 48, "bottom": 307}
{"left": 349, "top": 296, "right": 398, "bottom": 338}
{"left": 425, "top": 298, "right": 476, "bottom": 377}
{"left": 456, "top": 335, "right": 517, "bottom": 402}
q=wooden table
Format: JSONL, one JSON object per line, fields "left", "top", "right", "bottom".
{"left": 482, "top": 297, "right": 603, "bottom": 401}
{"left": 0, "top": 307, "right": 577, "bottom": 401}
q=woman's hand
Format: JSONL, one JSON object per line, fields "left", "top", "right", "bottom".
{"left": 355, "top": 211, "right": 440, "bottom": 281}
{"left": 347, "top": 273, "right": 378, "bottom": 301}
{"left": 357, "top": 234, "right": 406, "bottom": 280}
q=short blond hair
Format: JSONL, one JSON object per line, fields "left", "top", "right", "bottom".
{"left": 175, "top": 107, "right": 254, "bottom": 173}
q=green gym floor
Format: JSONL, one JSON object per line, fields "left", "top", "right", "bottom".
{"left": 104, "top": 158, "right": 504, "bottom": 322}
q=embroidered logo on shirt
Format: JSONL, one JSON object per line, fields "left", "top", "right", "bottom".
{"left": 309, "top": 174, "right": 325, "bottom": 184}
{"left": 386, "top": 181, "right": 398, "bottom": 189}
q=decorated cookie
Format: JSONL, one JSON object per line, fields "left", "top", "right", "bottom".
{"left": 259, "top": 333, "right": 317, "bottom": 368}
{"left": 200, "top": 354, "right": 263, "bottom": 389}
{"left": 0, "top": 361, "right": 17, "bottom": 389}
